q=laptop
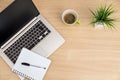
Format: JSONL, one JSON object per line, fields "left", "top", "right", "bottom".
{"left": 0, "top": 0, "right": 64, "bottom": 69}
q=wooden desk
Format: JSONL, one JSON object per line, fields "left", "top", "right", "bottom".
{"left": 1, "top": 0, "right": 120, "bottom": 80}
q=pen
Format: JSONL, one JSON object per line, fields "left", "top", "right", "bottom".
{"left": 21, "top": 62, "right": 46, "bottom": 69}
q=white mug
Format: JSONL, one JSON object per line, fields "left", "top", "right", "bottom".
{"left": 62, "top": 9, "right": 80, "bottom": 25}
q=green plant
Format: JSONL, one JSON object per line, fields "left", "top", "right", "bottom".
{"left": 90, "top": 4, "right": 116, "bottom": 29}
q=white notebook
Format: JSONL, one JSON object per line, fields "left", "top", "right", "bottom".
{"left": 12, "top": 48, "right": 51, "bottom": 80}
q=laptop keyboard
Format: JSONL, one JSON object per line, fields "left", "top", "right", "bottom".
{"left": 4, "top": 20, "right": 51, "bottom": 64}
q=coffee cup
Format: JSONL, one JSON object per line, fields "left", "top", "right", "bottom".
{"left": 62, "top": 9, "right": 80, "bottom": 25}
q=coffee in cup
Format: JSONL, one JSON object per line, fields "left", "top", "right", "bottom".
{"left": 62, "top": 9, "right": 79, "bottom": 25}
{"left": 64, "top": 13, "right": 76, "bottom": 24}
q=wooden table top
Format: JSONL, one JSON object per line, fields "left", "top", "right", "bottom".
{"left": 1, "top": 0, "right": 120, "bottom": 80}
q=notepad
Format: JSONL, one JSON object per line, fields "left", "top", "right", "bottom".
{"left": 12, "top": 48, "right": 51, "bottom": 80}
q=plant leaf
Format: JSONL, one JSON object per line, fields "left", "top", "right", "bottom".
{"left": 90, "top": 4, "right": 116, "bottom": 29}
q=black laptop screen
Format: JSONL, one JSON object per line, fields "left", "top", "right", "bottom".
{"left": 0, "top": 0, "right": 39, "bottom": 47}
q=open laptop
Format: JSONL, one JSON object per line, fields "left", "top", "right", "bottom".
{"left": 0, "top": 0, "right": 64, "bottom": 69}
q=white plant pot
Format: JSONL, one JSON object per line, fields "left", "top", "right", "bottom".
{"left": 94, "top": 22, "right": 105, "bottom": 29}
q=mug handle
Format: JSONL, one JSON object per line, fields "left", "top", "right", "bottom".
{"left": 76, "top": 19, "right": 80, "bottom": 24}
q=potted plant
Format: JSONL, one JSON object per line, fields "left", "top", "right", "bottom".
{"left": 90, "top": 4, "right": 116, "bottom": 29}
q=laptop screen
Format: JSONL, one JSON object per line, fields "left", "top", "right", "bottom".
{"left": 0, "top": 0, "right": 39, "bottom": 47}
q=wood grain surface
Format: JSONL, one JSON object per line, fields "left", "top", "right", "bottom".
{"left": 1, "top": 0, "right": 120, "bottom": 80}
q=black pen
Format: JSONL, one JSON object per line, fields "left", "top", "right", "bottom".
{"left": 21, "top": 62, "right": 46, "bottom": 69}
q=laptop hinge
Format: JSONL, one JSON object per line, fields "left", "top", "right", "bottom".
{"left": 1, "top": 17, "right": 38, "bottom": 49}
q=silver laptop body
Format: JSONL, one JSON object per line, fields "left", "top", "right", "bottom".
{"left": 0, "top": 0, "right": 64, "bottom": 70}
